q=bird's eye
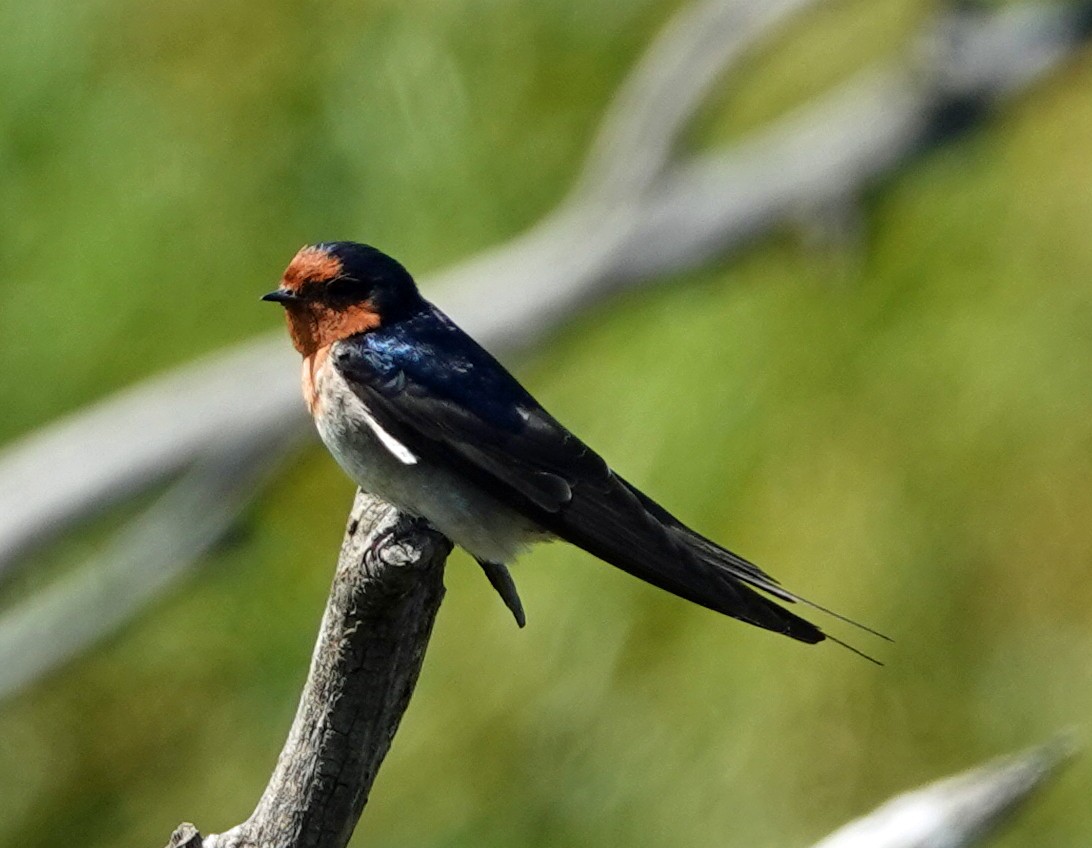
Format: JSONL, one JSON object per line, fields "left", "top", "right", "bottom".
{"left": 324, "top": 277, "right": 370, "bottom": 303}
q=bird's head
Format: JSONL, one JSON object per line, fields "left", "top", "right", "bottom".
{"left": 263, "top": 242, "right": 422, "bottom": 357}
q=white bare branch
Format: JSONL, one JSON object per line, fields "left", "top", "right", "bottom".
{"left": 0, "top": 425, "right": 300, "bottom": 701}
{"left": 809, "top": 736, "right": 1076, "bottom": 848}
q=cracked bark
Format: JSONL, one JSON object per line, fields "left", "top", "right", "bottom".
{"left": 166, "top": 491, "right": 451, "bottom": 848}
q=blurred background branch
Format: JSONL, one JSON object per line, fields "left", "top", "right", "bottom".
{"left": 810, "top": 736, "right": 1075, "bottom": 848}
{"left": 0, "top": 424, "right": 300, "bottom": 701}
{"left": 2, "top": 0, "right": 1090, "bottom": 846}
{"left": 0, "top": 0, "right": 1088, "bottom": 702}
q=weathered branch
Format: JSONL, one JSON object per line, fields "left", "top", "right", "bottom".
{"left": 168, "top": 491, "right": 451, "bottom": 848}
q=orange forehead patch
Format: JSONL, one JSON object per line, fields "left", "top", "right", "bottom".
{"left": 281, "top": 245, "right": 343, "bottom": 292}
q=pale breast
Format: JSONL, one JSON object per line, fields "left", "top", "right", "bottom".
{"left": 308, "top": 350, "right": 545, "bottom": 564}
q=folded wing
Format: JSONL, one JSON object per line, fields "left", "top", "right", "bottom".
{"left": 332, "top": 325, "right": 824, "bottom": 644}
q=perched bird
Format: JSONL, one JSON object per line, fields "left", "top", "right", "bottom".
{"left": 264, "top": 241, "right": 882, "bottom": 659}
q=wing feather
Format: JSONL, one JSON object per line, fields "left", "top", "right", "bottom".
{"left": 331, "top": 328, "right": 824, "bottom": 644}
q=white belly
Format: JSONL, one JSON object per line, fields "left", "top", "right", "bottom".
{"left": 310, "top": 356, "right": 542, "bottom": 564}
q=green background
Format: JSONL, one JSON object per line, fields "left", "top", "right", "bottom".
{"left": 2, "top": 1, "right": 1091, "bottom": 846}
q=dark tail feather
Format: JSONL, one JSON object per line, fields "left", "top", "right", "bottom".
{"left": 673, "top": 526, "right": 889, "bottom": 661}
{"left": 778, "top": 591, "right": 891, "bottom": 643}
{"left": 601, "top": 544, "right": 826, "bottom": 644}
{"left": 544, "top": 475, "right": 882, "bottom": 656}
{"left": 603, "top": 480, "right": 861, "bottom": 647}
{"left": 825, "top": 633, "right": 884, "bottom": 666}
{"left": 681, "top": 528, "right": 890, "bottom": 640}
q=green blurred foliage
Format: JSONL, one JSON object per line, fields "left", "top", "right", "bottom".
{"left": 1, "top": 0, "right": 1091, "bottom": 846}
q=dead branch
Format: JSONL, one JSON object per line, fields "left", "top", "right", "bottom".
{"left": 167, "top": 491, "right": 451, "bottom": 848}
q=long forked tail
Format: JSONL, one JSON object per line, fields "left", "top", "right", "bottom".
{"left": 541, "top": 472, "right": 887, "bottom": 660}
{"left": 675, "top": 525, "right": 890, "bottom": 664}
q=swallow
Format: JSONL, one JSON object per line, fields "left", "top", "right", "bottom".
{"left": 264, "top": 242, "right": 884, "bottom": 660}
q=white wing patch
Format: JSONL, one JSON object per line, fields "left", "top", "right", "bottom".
{"left": 360, "top": 407, "right": 418, "bottom": 465}
{"left": 315, "top": 349, "right": 418, "bottom": 466}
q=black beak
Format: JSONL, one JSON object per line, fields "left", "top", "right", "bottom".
{"left": 261, "top": 289, "right": 303, "bottom": 304}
